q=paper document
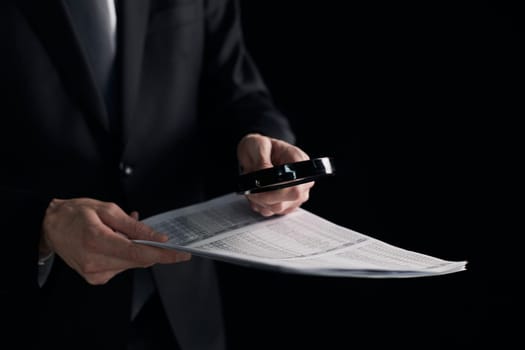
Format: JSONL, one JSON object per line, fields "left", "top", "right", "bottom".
{"left": 135, "top": 193, "right": 467, "bottom": 278}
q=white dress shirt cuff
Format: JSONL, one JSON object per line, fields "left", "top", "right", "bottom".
{"left": 38, "top": 252, "right": 55, "bottom": 288}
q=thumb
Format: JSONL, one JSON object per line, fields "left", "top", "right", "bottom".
{"left": 238, "top": 134, "right": 274, "bottom": 174}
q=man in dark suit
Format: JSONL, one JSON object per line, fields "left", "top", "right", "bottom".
{"left": 0, "top": 0, "right": 314, "bottom": 349}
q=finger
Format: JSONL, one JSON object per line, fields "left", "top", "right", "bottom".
{"left": 268, "top": 138, "right": 310, "bottom": 165}
{"left": 251, "top": 200, "right": 301, "bottom": 217}
{"left": 77, "top": 230, "right": 192, "bottom": 271}
{"left": 98, "top": 205, "right": 167, "bottom": 242}
{"left": 117, "top": 243, "right": 192, "bottom": 267}
{"left": 248, "top": 181, "right": 314, "bottom": 206}
{"left": 118, "top": 218, "right": 168, "bottom": 242}
{"left": 79, "top": 206, "right": 190, "bottom": 266}
{"left": 80, "top": 248, "right": 191, "bottom": 285}
{"left": 237, "top": 134, "right": 274, "bottom": 173}
{"left": 250, "top": 203, "right": 275, "bottom": 217}
{"left": 114, "top": 211, "right": 140, "bottom": 238}
{"left": 247, "top": 182, "right": 313, "bottom": 216}
{"left": 112, "top": 232, "right": 191, "bottom": 265}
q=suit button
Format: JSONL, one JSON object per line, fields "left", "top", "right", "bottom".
{"left": 119, "top": 162, "right": 134, "bottom": 176}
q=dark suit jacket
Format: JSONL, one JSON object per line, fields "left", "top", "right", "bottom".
{"left": 0, "top": 0, "right": 295, "bottom": 349}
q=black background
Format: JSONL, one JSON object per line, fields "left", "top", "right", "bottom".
{"left": 215, "top": 1, "right": 524, "bottom": 349}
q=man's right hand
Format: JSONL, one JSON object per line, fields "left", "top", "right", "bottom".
{"left": 41, "top": 198, "right": 191, "bottom": 285}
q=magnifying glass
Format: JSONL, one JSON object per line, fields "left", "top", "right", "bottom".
{"left": 237, "top": 157, "right": 335, "bottom": 194}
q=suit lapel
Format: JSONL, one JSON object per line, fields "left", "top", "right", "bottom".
{"left": 118, "top": 0, "right": 150, "bottom": 148}
{"left": 18, "top": 0, "right": 110, "bottom": 132}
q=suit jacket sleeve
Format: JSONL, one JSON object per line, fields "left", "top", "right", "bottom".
{"left": 0, "top": 4, "right": 49, "bottom": 295}
{"left": 201, "top": 0, "right": 296, "bottom": 145}
{"left": 0, "top": 188, "right": 50, "bottom": 289}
